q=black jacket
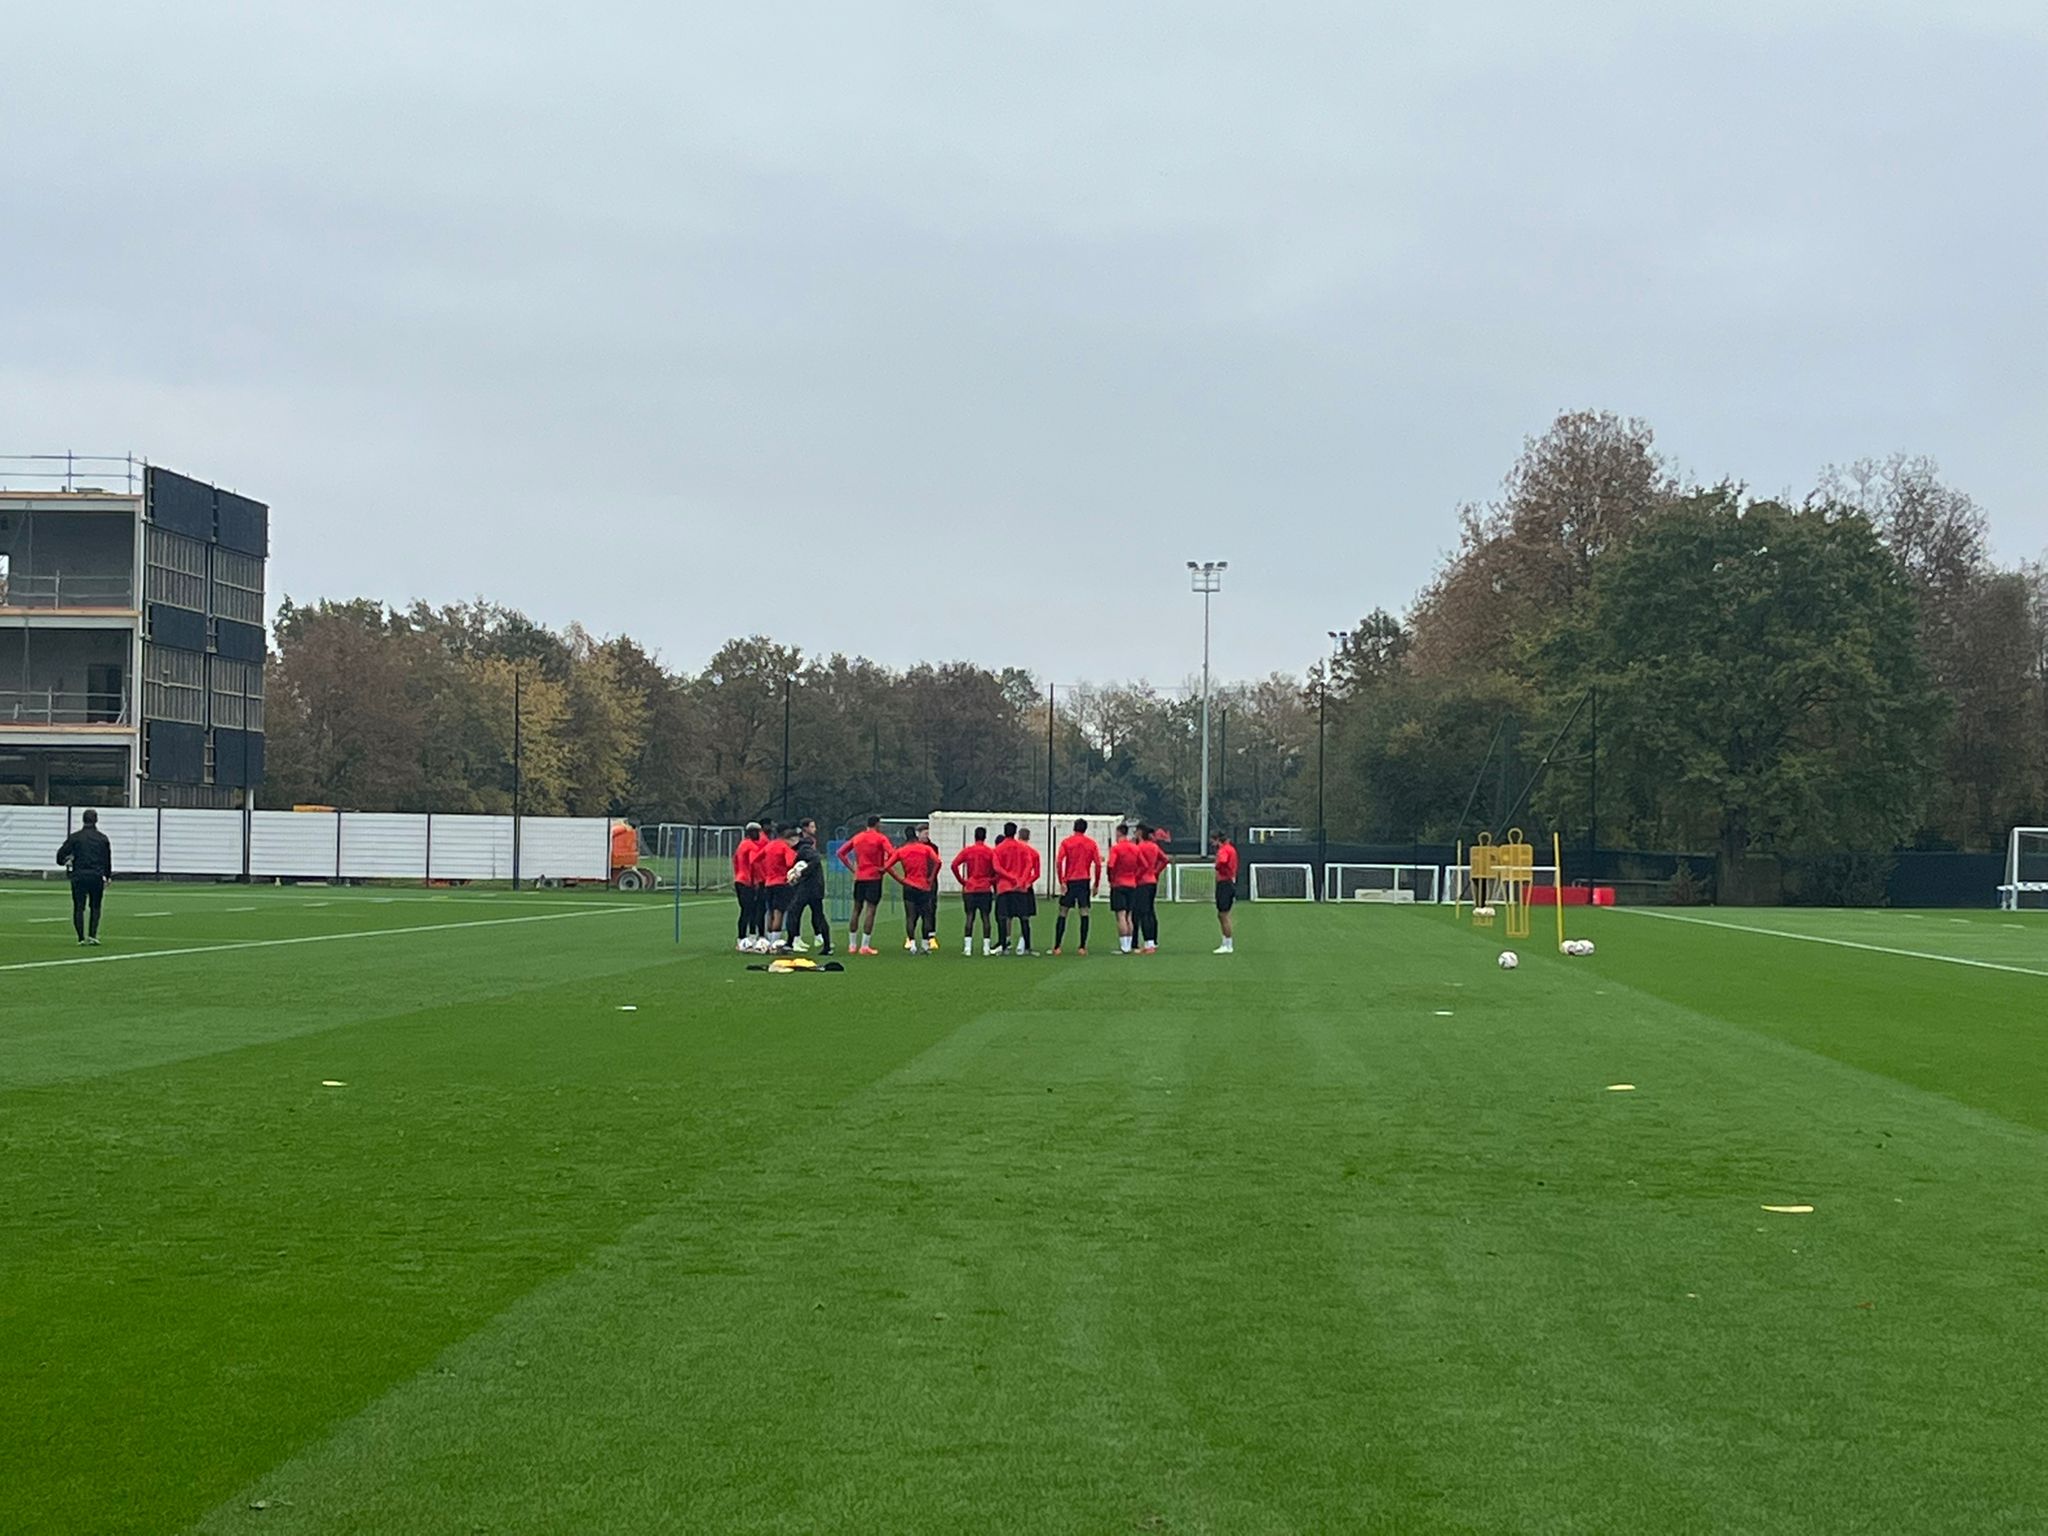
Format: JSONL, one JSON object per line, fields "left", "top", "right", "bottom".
{"left": 56, "top": 826, "right": 113, "bottom": 880}
{"left": 790, "top": 833, "right": 825, "bottom": 895}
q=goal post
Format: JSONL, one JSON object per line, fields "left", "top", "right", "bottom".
{"left": 1166, "top": 861, "right": 1216, "bottom": 903}
{"left": 2001, "top": 826, "right": 2048, "bottom": 910}
{"left": 1247, "top": 862, "right": 1314, "bottom": 902}
{"left": 1325, "top": 863, "right": 1440, "bottom": 904}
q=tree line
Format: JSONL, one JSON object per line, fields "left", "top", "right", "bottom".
{"left": 264, "top": 601, "right": 1312, "bottom": 836}
{"left": 264, "top": 412, "right": 2048, "bottom": 860}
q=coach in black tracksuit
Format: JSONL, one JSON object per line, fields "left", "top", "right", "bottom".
{"left": 55, "top": 809, "right": 114, "bottom": 946}
{"left": 783, "top": 819, "right": 833, "bottom": 955}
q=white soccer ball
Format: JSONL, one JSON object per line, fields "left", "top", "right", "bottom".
{"left": 1498, "top": 950, "right": 1519, "bottom": 970}
{"left": 1577, "top": 940, "right": 1595, "bottom": 956}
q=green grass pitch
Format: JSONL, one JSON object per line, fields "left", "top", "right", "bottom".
{"left": 4, "top": 885, "right": 2046, "bottom": 1533}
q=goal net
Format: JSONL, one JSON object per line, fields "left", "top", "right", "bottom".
{"left": 1445, "top": 863, "right": 1558, "bottom": 905}
{"left": 1165, "top": 861, "right": 1216, "bottom": 903}
{"left": 2001, "top": 827, "right": 2048, "bottom": 910}
{"left": 1248, "top": 862, "right": 1314, "bottom": 902}
{"left": 1326, "top": 863, "right": 1440, "bottom": 904}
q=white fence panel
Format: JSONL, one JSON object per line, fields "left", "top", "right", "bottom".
{"left": 517, "top": 817, "right": 611, "bottom": 881}
{"left": 250, "top": 811, "right": 341, "bottom": 878}
{"left": 340, "top": 813, "right": 430, "bottom": 880}
{"left": 6, "top": 807, "right": 611, "bottom": 882}
{"left": 0, "top": 806, "right": 71, "bottom": 870}
{"left": 925, "top": 810, "right": 1128, "bottom": 894}
{"left": 427, "top": 815, "right": 517, "bottom": 881}
{"left": 158, "top": 809, "right": 246, "bottom": 876}
{"left": 93, "top": 808, "right": 162, "bottom": 873}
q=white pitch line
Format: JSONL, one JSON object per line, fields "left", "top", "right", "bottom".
{"left": 0, "top": 901, "right": 717, "bottom": 975}
{"left": 134, "top": 911, "right": 173, "bottom": 918}
{"left": 1622, "top": 908, "right": 2048, "bottom": 980}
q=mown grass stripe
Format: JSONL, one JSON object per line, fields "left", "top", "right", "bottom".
{"left": 1622, "top": 907, "right": 2048, "bottom": 979}
{"left": 0, "top": 903, "right": 701, "bottom": 975}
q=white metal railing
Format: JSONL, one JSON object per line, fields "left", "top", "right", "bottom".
{"left": 0, "top": 689, "right": 131, "bottom": 726}
{"left": 0, "top": 571, "right": 137, "bottom": 609}
{"left": 0, "top": 453, "right": 143, "bottom": 493}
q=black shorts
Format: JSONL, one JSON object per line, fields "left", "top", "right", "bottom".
{"left": 1109, "top": 886, "right": 1133, "bottom": 913}
{"left": 964, "top": 890, "right": 994, "bottom": 917}
{"left": 853, "top": 878, "right": 884, "bottom": 905}
{"left": 1215, "top": 879, "right": 1236, "bottom": 913}
{"left": 904, "top": 886, "right": 937, "bottom": 920}
{"left": 765, "top": 886, "right": 790, "bottom": 913}
{"left": 1136, "top": 884, "right": 1158, "bottom": 913}
{"left": 735, "top": 881, "right": 760, "bottom": 904}
{"left": 1060, "top": 880, "right": 1091, "bottom": 910}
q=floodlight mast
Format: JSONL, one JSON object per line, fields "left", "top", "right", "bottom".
{"left": 1319, "top": 629, "right": 1342, "bottom": 899}
{"left": 1189, "top": 561, "right": 1226, "bottom": 852}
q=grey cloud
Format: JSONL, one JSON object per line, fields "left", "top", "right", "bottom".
{"left": 4, "top": 1, "right": 2042, "bottom": 677}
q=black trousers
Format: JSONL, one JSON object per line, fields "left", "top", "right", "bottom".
{"left": 1135, "top": 886, "right": 1159, "bottom": 943}
{"left": 71, "top": 875, "right": 105, "bottom": 939}
{"left": 785, "top": 888, "right": 830, "bottom": 947}
{"left": 735, "top": 882, "right": 766, "bottom": 938}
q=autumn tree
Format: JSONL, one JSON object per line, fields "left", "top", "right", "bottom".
{"left": 1559, "top": 491, "right": 1941, "bottom": 869}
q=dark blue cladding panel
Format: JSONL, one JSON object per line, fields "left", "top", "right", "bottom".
{"left": 216, "top": 619, "right": 266, "bottom": 662}
{"left": 216, "top": 491, "right": 268, "bottom": 555}
{"left": 149, "top": 605, "right": 207, "bottom": 650}
{"left": 213, "top": 728, "right": 266, "bottom": 788}
{"left": 144, "top": 720, "right": 206, "bottom": 784}
{"left": 146, "top": 467, "right": 214, "bottom": 540}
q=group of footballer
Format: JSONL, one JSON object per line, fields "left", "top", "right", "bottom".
{"left": 729, "top": 816, "right": 1241, "bottom": 957}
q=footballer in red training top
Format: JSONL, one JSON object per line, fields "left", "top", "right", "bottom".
{"left": 732, "top": 820, "right": 768, "bottom": 951}
{"left": 887, "top": 824, "right": 944, "bottom": 954}
{"left": 837, "top": 817, "right": 895, "bottom": 955}
{"left": 1053, "top": 818, "right": 1103, "bottom": 955}
{"left": 1131, "top": 823, "right": 1166, "bottom": 953}
{"left": 755, "top": 825, "right": 797, "bottom": 946}
{"left": 952, "top": 826, "right": 1000, "bottom": 955}
{"left": 1210, "top": 829, "right": 1239, "bottom": 954}
{"left": 1105, "top": 823, "right": 1145, "bottom": 952}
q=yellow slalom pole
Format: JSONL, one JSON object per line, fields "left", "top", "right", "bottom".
{"left": 1553, "top": 832, "right": 1566, "bottom": 951}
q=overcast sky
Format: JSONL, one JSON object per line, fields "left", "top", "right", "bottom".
{"left": 4, "top": 2, "right": 2043, "bottom": 687}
